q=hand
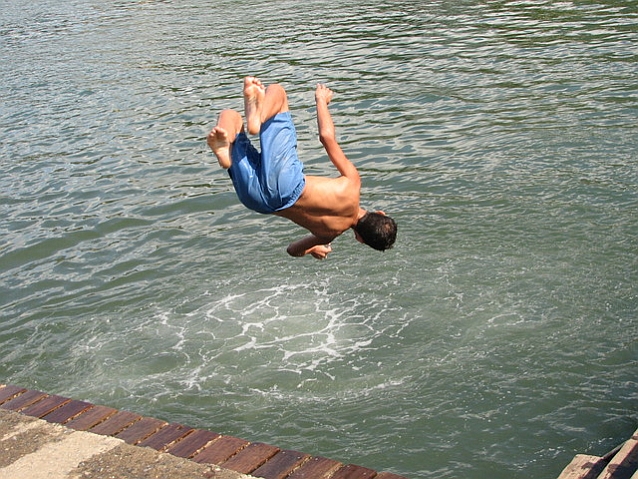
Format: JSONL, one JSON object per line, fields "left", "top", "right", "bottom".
{"left": 315, "top": 84, "right": 333, "bottom": 105}
{"left": 310, "top": 244, "right": 332, "bottom": 260}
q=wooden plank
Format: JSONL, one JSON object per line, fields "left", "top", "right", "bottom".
{"left": 115, "top": 416, "right": 166, "bottom": 445}
{"left": 286, "top": 456, "right": 343, "bottom": 479}
{"left": 605, "top": 460, "right": 638, "bottom": 479}
{"left": 0, "top": 389, "right": 47, "bottom": 412}
{"left": 599, "top": 430, "right": 638, "bottom": 479}
{"left": 136, "top": 422, "right": 193, "bottom": 451}
{"left": 251, "top": 449, "right": 311, "bottom": 479}
{"left": 557, "top": 454, "right": 607, "bottom": 479}
{"left": 330, "top": 464, "right": 377, "bottom": 479}
{"left": 20, "top": 394, "right": 70, "bottom": 418}
{"left": 42, "top": 399, "right": 93, "bottom": 424}
{"left": 89, "top": 410, "right": 141, "bottom": 436}
{"left": 192, "top": 435, "right": 249, "bottom": 465}
{"left": 0, "top": 385, "right": 27, "bottom": 405}
{"left": 64, "top": 405, "right": 118, "bottom": 431}
{"left": 164, "top": 429, "right": 220, "bottom": 458}
{"left": 220, "top": 442, "right": 280, "bottom": 474}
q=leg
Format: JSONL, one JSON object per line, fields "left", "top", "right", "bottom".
{"left": 244, "top": 76, "right": 289, "bottom": 135}
{"left": 207, "top": 109, "right": 243, "bottom": 169}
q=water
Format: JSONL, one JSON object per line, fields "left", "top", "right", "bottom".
{"left": 1, "top": 0, "right": 636, "bottom": 477}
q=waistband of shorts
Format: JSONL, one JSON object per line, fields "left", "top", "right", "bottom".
{"left": 275, "top": 176, "right": 306, "bottom": 212}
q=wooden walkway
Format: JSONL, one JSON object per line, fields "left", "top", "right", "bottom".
{"left": 557, "top": 429, "right": 638, "bottom": 479}
{"left": 0, "top": 384, "right": 408, "bottom": 479}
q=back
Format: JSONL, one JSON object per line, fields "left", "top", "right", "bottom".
{"left": 275, "top": 175, "right": 361, "bottom": 241}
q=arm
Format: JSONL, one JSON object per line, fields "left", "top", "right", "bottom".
{"left": 315, "top": 85, "right": 361, "bottom": 185}
{"left": 287, "top": 235, "right": 333, "bottom": 260}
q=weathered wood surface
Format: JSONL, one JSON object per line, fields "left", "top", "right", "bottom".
{"left": 598, "top": 430, "right": 638, "bottom": 479}
{"left": 115, "top": 416, "right": 167, "bottom": 444}
{"left": 0, "top": 384, "right": 409, "bottom": 479}
{"left": 42, "top": 399, "right": 93, "bottom": 424}
{"left": 19, "top": 394, "right": 70, "bottom": 418}
{"left": 164, "top": 428, "right": 220, "bottom": 457}
{"left": 252, "top": 449, "right": 311, "bottom": 479}
{"left": 88, "top": 410, "right": 141, "bottom": 436}
{"left": 558, "top": 430, "right": 638, "bottom": 479}
{"left": 221, "top": 442, "right": 281, "bottom": 474}
{"left": 137, "top": 422, "right": 194, "bottom": 450}
{"left": 192, "top": 435, "right": 251, "bottom": 465}
{"left": 64, "top": 404, "right": 118, "bottom": 430}
{"left": 557, "top": 454, "right": 607, "bottom": 479}
{"left": 286, "top": 456, "right": 342, "bottom": 478}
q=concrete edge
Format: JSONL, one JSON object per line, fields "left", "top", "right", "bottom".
{"left": 0, "top": 408, "right": 256, "bottom": 479}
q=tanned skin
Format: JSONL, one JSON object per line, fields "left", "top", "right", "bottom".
{"left": 208, "top": 77, "right": 380, "bottom": 260}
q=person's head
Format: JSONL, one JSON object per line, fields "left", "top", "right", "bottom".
{"left": 353, "top": 211, "right": 397, "bottom": 251}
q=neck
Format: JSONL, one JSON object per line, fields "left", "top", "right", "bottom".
{"left": 352, "top": 208, "right": 367, "bottom": 229}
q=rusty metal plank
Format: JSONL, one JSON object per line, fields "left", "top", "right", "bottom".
{"left": 42, "top": 399, "right": 93, "bottom": 424}
{"left": 164, "top": 429, "right": 220, "bottom": 458}
{"left": 0, "top": 385, "right": 27, "bottom": 405}
{"left": 115, "top": 416, "right": 166, "bottom": 445}
{"left": 220, "top": 442, "right": 280, "bottom": 474}
{"left": 136, "top": 422, "right": 193, "bottom": 450}
{"left": 331, "top": 464, "right": 377, "bottom": 479}
{"left": 286, "top": 456, "right": 343, "bottom": 479}
{"left": 89, "top": 410, "right": 141, "bottom": 436}
{"left": 64, "top": 405, "right": 118, "bottom": 431}
{"left": 0, "top": 389, "right": 47, "bottom": 412}
{"left": 20, "top": 394, "right": 70, "bottom": 418}
{"left": 251, "top": 449, "right": 311, "bottom": 479}
{"left": 192, "top": 435, "right": 249, "bottom": 465}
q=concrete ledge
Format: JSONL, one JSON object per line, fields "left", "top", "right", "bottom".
{"left": 0, "top": 385, "right": 409, "bottom": 479}
{"left": 0, "top": 409, "right": 254, "bottom": 479}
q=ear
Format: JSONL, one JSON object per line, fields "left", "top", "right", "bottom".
{"left": 354, "top": 230, "right": 365, "bottom": 244}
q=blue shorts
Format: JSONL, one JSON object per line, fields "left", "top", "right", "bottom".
{"left": 228, "top": 112, "right": 305, "bottom": 214}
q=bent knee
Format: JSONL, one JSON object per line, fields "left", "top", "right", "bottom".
{"left": 266, "top": 83, "right": 286, "bottom": 97}
{"left": 265, "top": 84, "right": 289, "bottom": 112}
{"left": 218, "top": 109, "right": 243, "bottom": 134}
{"left": 219, "top": 109, "right": 242, "bottom": 122}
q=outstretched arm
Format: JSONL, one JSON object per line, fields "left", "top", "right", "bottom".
{"left": 287, "top": 235, "right": 333, "bottom": 260}
{"left": 315, "top": 85, "right": 361, "bottom": 185}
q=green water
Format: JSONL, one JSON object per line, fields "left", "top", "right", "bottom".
{"left": 1, "top": 1, "right": 637, "bottom": 478}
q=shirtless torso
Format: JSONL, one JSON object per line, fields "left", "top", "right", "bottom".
{"left": 208, "top": 77, "right": 394, "bottom": 260}
{"left": 276, "top": 174, "right": 364, "bottom": 252}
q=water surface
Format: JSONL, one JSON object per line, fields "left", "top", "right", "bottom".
{"left": 1, "top": 1, "right": 637, "bottom": 478}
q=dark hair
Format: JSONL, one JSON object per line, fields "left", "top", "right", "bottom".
{"left": 354, "top": 212, "right": 397, "bottom": 251}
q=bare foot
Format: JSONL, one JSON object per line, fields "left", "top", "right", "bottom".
{"left": 207, "top": 126, "right": 232, "bottom": 169}
{"left": 244, "top": 76, "right": 266, "bottom": 135}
